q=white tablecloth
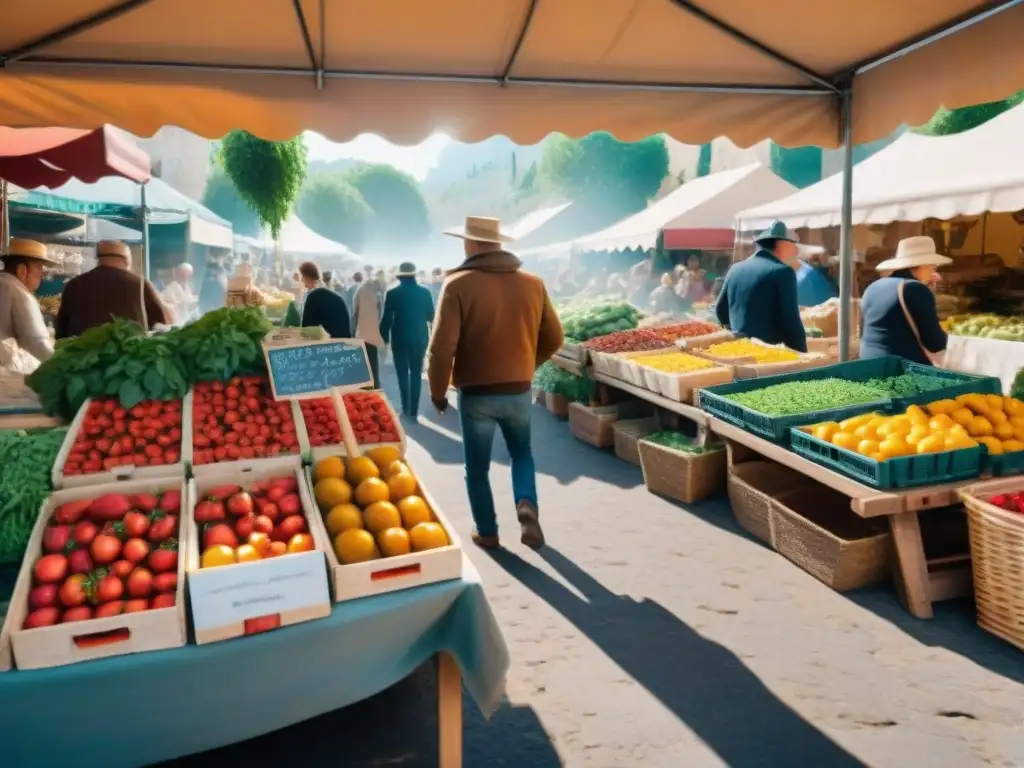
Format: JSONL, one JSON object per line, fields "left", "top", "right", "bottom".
{"left": 943, "top": 335, "right": 1024, "bottom": 393}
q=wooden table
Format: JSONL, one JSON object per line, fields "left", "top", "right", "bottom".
{"left": 708, "top": 417, "right": 973, "bottom": 619}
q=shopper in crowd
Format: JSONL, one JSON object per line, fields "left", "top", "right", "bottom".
{"left": 57, "top": 240, "right": 171, "bottom": 339}
{"left": 353, "top": 269, "right": 385, "bottom": 387}
{"left": 795, "top": 251, "right": 839, "bottom": 308}
{"left": 298, "top": 261, "right": 352, "bottom": 338}
{"left": 0, "top": 238, "right": 56, "bottom": 364}
{"left": 675, "top": 253, "right": 709, "bottom": 305}
{"left": 647, "top": 273, "right": 683, "bottom": 314}
{"left": 321, "top": 270, "right": 334, "bottom": 291}
{"left": 380, "top": 261, "right": 435, "bottom": 419}
{"left": 346, "top": 271, "right": 363, "bottom": 317}
{"left": 197, "top": 261, "right": 227, "bottom": 316}
{"left": 429, "top": 267, "right": 445, "bottom": 303}
{"left": 163, "top": 262, "right": 198, "bottom": 323}
{"left": 860, "top": 236, "right": 949, "bottom": 365}
{"left": 428, "top": 216, "right": 563, "bottom": 550}
{"left": 715, "top": 220, "right": 807, "bottom": 352}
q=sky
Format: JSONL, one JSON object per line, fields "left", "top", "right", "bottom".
{"left": 304, "top": 131, "right": 452, "bottom": 180}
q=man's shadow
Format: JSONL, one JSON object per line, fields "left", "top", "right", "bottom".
{"left": 489, "top": 546, "right": 866, "bottom": 767}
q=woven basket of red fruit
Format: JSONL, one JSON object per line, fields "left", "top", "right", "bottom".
{"left": 52, "top": 397, "right": 191, "bottom": 490}
{"left": 186, "top": 466, "right": 332, "bottom": 644}
{"left": 958, "top": 479, "right": 1024, "bottom": 651}
{"left": 2, "top": 478, "right": 189, "bottom": 670}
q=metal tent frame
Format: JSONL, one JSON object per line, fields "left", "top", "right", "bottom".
{"left": 5, "top": 0, "right": 1022, "bottom": 358}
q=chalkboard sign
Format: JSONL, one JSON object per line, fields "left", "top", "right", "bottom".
{"left": 263, "top": 338, "right": 373, "bottom": 400}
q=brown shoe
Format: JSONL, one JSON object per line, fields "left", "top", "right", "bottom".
{"left": 516, "top": 500, "right": 545, "bottom": 549}
{"left": 471, "top": 532, "right": 501, "bottom": 549}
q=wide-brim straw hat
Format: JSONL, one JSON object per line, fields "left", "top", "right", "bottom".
{"left": 97, "top": 240, "right": 131, "bottom": 260}
{"left": 2, "top": 237, "right": 58, "bottom": 265}
{"left": 396, "top": 261, "right": 417, "bottom": 277}
{"left": 876, "top": 236, "right": 952, "bottom": 272}
{"left": 443, "top": 215, "right": 515, "bottom": 244}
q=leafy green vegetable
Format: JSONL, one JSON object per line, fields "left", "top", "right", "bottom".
{"left": 559, "top": 300, "right": 643, "bottom": 341}
{"left": 723, "top": 379, "right": 887, "bottom": 416}
{"left": 533, "top": 361, "right": 594, "bottom": 403}
{"left": 0, "top": 428, "right": 67, "bottom": 564}
{"left": 174, "top": 306, "right": 272, "bottom": 383}
{"left": 1012, "top": 367, "right": 1024, "bottom": 400}
{"left": 862, "top": 373, "right": 953, "bottom": 397}
{"left": 643, "top": 430, "right": 717, "bottom": 454}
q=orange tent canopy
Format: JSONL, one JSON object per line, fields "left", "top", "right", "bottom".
{"left": 0, "top": 0, "right": 1021, "bottom": 147}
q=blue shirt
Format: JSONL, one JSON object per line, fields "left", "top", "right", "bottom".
{"left": 796, "top": 262, "right": 838, "bottom": 308}
{"left": 380, "top": 277, "right": 435, "bottom": 348}
{"left": 715, "top": 249, "right": 807, "bottom": 352}
{"left": 860, "top": 271, "right": 947, "bottom": 365}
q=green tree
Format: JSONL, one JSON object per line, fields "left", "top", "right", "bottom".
{"left": 345, "top": 164, "right": 430, "bottom": 247}
{"left": 201, "top": 167, "right": 262, "bottom": 237}
{"left": 916, "top": 91, "right": 1024, "bottom": 136}
{"left": 218, "top": 131, "right": 307, "bottom": 239}
{"left": 541, "top": 132, "right": 668, "bottom": 220}
{"left": 696, "top": 143, "right": 712, "bottom": 177}
{"left": 520, "top": 161, "right": 538, "bottom": 192}
{"left": 297, "top": 173, "right": 374, "bottom": 251}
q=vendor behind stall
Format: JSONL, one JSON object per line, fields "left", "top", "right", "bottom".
{"left": 715, "top": 220, "right": 807, "bottom": 352}
{"left": 860, "top": 236, "right": 950, "bottom": 365}
{"left": 0, "top": 238, "right": 55, "bottom": 365}
{"left": 796, "top": 250, "right": 839, "bottom": 308}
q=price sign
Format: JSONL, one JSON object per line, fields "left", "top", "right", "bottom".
{"left": 263, "top": 336, "right": 373, "bottom": 400}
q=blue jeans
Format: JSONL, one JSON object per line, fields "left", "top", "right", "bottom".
{"left": 391, "top": 344, "right": 426, "bottom": 415}
{"left": 458, "top": 391, "right": 538, "bottom": 538}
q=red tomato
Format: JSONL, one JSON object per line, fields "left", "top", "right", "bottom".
{"left": 23, "top": 607, "right": 61, "bottom": 629}
{"left": 150, "top": 593, "right": 175, "bottom": 610}
{"left": 96, "top": 574, "right": 124, "bottom": 602}
{"left": 90, "top": 534, "right": 122, "bottom": 565}
{"left": 278, "top": 494, "right": 301, "bottom": 516}
{"left": 42, "top": 525, "right": 71, "bottom": 554}
{"left": 54, "top": 499, "right": 91, "bottom": 525}
{"left": 34, "top": 554, "right": 69, "bottom": 584}
{"left": 62, "top": 605, "right": 94, "bottom": 623}
{"left": 59, "top": 574, "right": 89, "bottom": 607}
{"left": 276, "top": 515, "right": 307, "bottom": 541}
{"left": 152, "top": 572, "right": 177, "bottom": 594}
{"left": 148, "top": 545, "right": 178, "bottom": 574}
{"left": 95, "top": 600, "right": 125, "bottom": 618}
{"left": 72, "top": 520, "right": 98, "bottom": 547}
{"left": 123, "top": 510, "right": 150, "bottom": 538}
{"left": 253, "top": 515, "right": 274, "bottom": 535}
{"left": 148, "top": 514, "right": 178, "bottom": 542}
{"left": 68, "top": 549, "right": 94, "bottom": 575}
{"left": 235, "top": 515, "right": 255, "bottom": 540}
{"left": 126, "top": 568, "right": 153, "bottom": 598}
{"left": 122, "top": 538, "right": 150, "bottom": 564}
{"left": 287, "top": 533, "right": 314, "bottom": 553}
{"left": 123, "top": 599, "right": 149, "bottom": 613}
{"left": 29, "top": 584, "right": 58, "bottom": 610}
{"left": 203, "top": 523, "right": 238, "bottom": 550}
{"left": 110, "top": 559, "right": 135, "bottom": 579}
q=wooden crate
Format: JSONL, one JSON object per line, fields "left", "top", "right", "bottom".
{"left": 642, "top": 363, "right": 733, "bottom": 404}
{"left": 1, "top": 477, "right": 189, "bottom": 671}
{"left": 185, "top": 462, "right": 331, "bottom": 644}
{"left": 303, "top": 458, "right": 463, "bottom": 603}
{"left": 51, "top": 396, "right": 191, "bottom": 490}
{"left": 568, "top": 403, "right": 619, "bottom": 448}
{"left": 334, "top": 389, "right": 406, "bottom": 462}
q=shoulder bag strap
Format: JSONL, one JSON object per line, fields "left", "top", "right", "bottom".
{"left": 896, "top": 280, "right": 943, "bottom": 366}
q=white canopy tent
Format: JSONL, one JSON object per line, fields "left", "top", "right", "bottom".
{"left": 507, "top": 202, "right": 573, "bottom": 241}
{"left": 737, "top": 104, "right": 1024, "bottom": 231}
{"left": 265, "top": 214, "right": 360, "bottom": 259}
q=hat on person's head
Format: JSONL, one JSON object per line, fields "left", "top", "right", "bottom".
{"left": 875, "top": 236, "right": 952, "bottom": 273}
{"left": 443, "top": 215, "right": 515, "bottom": 244}
{"left": 397, "top": 262, "right": 417, "bottom": 277}
{"left": 97, "top": 240, "right": 130, "bottom": 260}
{"left": 753, "top": 220, "right": 798, "bottom": 246}
{"left": 2, "top": 237, "right": 58, "bottom": 265}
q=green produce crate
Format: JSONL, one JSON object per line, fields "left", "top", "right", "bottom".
{"left": 983, "top": 448, "right": 1024, "bottom": 477}
{"left": 788, "top": 427, "right": 983, "bottom": 489}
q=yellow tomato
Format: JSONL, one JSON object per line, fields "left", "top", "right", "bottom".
{"left": 1001, "top": 439, "right": 1024, "bottom": 453}
{"left": 967, "top": 416, "right": 994, "bottom": 437}
{"left": 906, "top": 425, "right": 930, "bottom": 445}
{"left": 831, "top": 432, "right": 858, "bottom": 451}
{"left": 1015, "top": 427, "right": 1024, "bottom": 443}
{"left": 994, "top": 422, "right": 1015, "bottom": 440}
{"left": 961, "top": 394, "right": 989, "bottom": 415}
{"left": 905, "top": 405, "right": 929, "bottom": 426}
{"left": 1004, "top": 398, "right": 1024, "bottom": 418}
{"left": 201, "top": 545, "right": 236, "bottom": 569}
{"left": 813, "top": 422, "right": 840, "bottom": 442}
{"left": 856, "top": 439, "right": 880, "bottom": 456}
{"left": 877, "top": 417, "right": 910, "bottom": 438}
{"left": 950, "top": 407, "right": 974, "bottom": 427}
{"left": 1010, "top": 417, "right": 1024, "bottom": 430}
{"left": 986, "top": 394, "right": 1004, "bottom": 412}
{"left": 977, "top": 436, "right": 1003, "bottom": 455}
{"left": 854, "top": 423, "right": 878, "bottom": 441}
{"left": 926, "top": 399, "right": 957, "bottom": 416}
{"left": 989, "top": 410, "right": 1008, "bottom": 426}
{"left": 870, "top": 452, "right": 887, "bottom": 462}
{"left": 840, "top": 413, "right": 875, "bottom": 432}
{"left": 916, "top": 435, "right": 945, "bottom": 454}
{"left": 944, "top": 433, "right": 977, "bottom": 450}
{"left": 928, "top": 414, "right": 953, "bottom": 431}
{"left": 236, "top": 544, "right": 262, "bottom": 563}
{"left": 879, "top": 437, "right": 913, "bottom": 458}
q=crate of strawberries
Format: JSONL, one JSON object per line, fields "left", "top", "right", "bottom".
{"left": 185, "top": 466, "right": 331, "bottom": 644}
{"left": 1, "top": 478, "right": 188, "bottom": 670}
{"left": 189, "top": 375, "right": 308, "bottom": 477}
{"left": 52, "top": 397, "right": 191, "bottom": 490}
{"left": 339, "top": 390, "right": 405, "bottom": 455}
{"left": 297, "top": 395, "right": 348, "bottom": 463}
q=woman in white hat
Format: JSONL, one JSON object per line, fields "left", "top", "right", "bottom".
{"left": 860, "top": 236, "right": 952, "bottom": 365}
{"left": 0, "top": 238, "right": 57, "bottom": 364}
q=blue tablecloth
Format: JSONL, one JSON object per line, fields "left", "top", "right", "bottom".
{"left": 0, "top": 557, "right": 508, "bottom": 767}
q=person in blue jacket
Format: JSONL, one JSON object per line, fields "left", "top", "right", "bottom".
{"left": 380, "top": 261, "right": 435, "bottom": 418}
{"left": 860, "top": 236, "right": 950, "bottom": 365}
{"left": 715, "top": 220, "right": 807, "bottom": 352}
{"left": 795, "top": 252, "right": 839, "bottom": 308}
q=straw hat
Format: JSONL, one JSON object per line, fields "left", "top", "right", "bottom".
{"left": 875, "top": 236, "right": 952, "bottom": 273}
{"left": 2, "top": 237, "right": 58, "bottom": 265}
{"left": 396, "top": 261, "right": 417, "bottom": 277}
{"left": 443, "top": 215, "right": 515, "bottom": 244}
{"left": 96, "top": 240, "right": 131, "bottom": 260}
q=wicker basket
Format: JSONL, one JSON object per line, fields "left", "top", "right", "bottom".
{"left": 727, "top": 460, "right": 814, "bottom": 544}
{"left": 612, "top": 416, "right": 659, "bottom": 465}
{"left": 959, "top": 480, "right": 1024, "bottom": 650}
{"left": 771, "top": 485, "right": 890, "bottom": 591}
{"left": 569, "top": 403, "right": 619, "bottom": 448}
{"left": 547, "top": 393, "right": 570, "bottom": 419}
{"left": 638, "top": 439, "right": 726, "bottom": 504}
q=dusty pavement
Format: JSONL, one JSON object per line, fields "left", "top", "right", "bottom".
{"left": 167, "top": 368, "right": 1024, "bottom": 768}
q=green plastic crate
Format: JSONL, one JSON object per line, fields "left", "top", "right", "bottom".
{"left": 788, "top": 426, "right": 983, "bottom": 489}
{"left": 983, "top": 447, "right": 1024, "bottom": 477}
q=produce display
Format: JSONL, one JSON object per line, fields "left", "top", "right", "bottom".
{"left": 61, "top": 398, "right": 184, "bottom": 477}
{"left": 22, "top": 488, "right": 181, "bottom": 629}
{"left": 630, "top": 352, "right": 716, "bottom": 373}
{"left": 0, "top": 428, "right": 67, "bottom": 564}
{"left": 722, "top": 379, "right": 888, "bottom": 416}
{"left": 702, "top": 339, "right": 800, "bottom": 363}
{"left": 804, "top": 394, "right": 1024, "bottom": 461}
{"left": 259, "top": 286, "right": 294, "bottom": 320}
{"left": 191, "top": 376, "right": 300, "bottom": 465}
{"left": 299, "top": 397, "right": 343, "bottom": 447}
{"left": 861, "top": 373, "right": 958, "bottom": 398}
{"left": 341, "top": 392, "right": 400, "bottom": 445}
{"left": 643, "top": 431, "right": 714, "bottom": 454}
{"left": 38, "top": 295, "right": 61, "bottom": 319}
{"left": 946, "top": 313, "right": 1024, "bottom": 341}
{"left": 559, "top": 300, "right": 643, "bottom": 341}
{"left": 583, "top": 322, "right": 720, "bottom": 354}
{"left": 194, "top": 476, "right": 314, "bottom": 568}
{"left": 533, "top": 362, "right": 594, "bottom": 403}
{"left": 312, "top": 449, "right": 449, "bottom": 564}
{"left": 983, "top": 491, "right": 1024, "bottom": 515}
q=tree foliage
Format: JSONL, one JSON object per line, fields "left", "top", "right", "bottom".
{"left": 540, "top": 132, "right": 669, "bottom": 220}
{"left": 696, "top": 143, "right": 712, "bottom": 178}
{"left": 345, "top": 164, "right": 430, "bottom": 248}
{"left": 218, "top": 131, "right": 307, "bottom": 239}
{"left": 201, "top": 167, "right": 262, "bottom": 238}
{"left": 297, "top": 173, "right": 374, "bottom": 251}
{"left": 916, "top": 91, "right": 1024, "bottom": 136}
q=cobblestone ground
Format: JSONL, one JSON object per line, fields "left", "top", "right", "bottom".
{"left": 168, "top": 369, "right": 1024, "bottom": 768}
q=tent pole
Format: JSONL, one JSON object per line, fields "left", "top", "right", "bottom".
{"left": 0, "top": 180, "right": 8, "bottom": 250}
{"left": 837, "top": 85, "right": 854, "bottom": 362}
{"left": 140, "top": 182, "right": 150, "bottom": 329}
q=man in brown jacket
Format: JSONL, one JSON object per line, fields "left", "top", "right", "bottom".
{"left": 428, "top": 216, "right": 563, "bottom": 550}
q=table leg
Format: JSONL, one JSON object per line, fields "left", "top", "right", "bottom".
{"left": 437, "top": 652, "right": 463, "bottom": 768}
{"left": 888, "top": 512, "right": 933, "bottom": 619}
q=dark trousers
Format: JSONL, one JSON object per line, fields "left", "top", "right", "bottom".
{"left": 366, "top": 344, "right": 380, "bottom": 389}
{"left": 391, "top": 343, "right": 426, "bottom": 415}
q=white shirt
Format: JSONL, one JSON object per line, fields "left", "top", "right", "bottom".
{"left": 353, "top": 281, "right": 385, "bottom": 348}
{"left": 0, "top": 272, "right": 53, "bottom": 365}
{"left": 163, "top": 280, "right": 197, "bottom": 323}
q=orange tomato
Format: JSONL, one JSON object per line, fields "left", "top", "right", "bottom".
{"left": 201, "top": 545, "right": 236, "bottom": 569}
{"left": 248, "top": 531, "right": 271, "bottom": 554}
{"left": 236, "top": 543, "right": 262, "bottom": 563}
{"left": 265, "top": 541, "right": 288, "bottom": 558}
{"left": 287, "top": 533, "right": 314, "bottom": 553}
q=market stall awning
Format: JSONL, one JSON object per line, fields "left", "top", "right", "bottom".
{"left": 0, "top": 2, "right": 1022, "bottom": 148}
{"left": 270, "top": 215, "right": 359, "bottom": 258}
{"left": 507, "top": 202, "right": 573, "bottom": 241}
{"left": 0, "top": 124, "right": 150, "bottom": 187}
{"left": 736, "top": 104, "right": 1024, "bottom": 231}
{"left": 573, "top": 163, "right": 796, "bottom": 253}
